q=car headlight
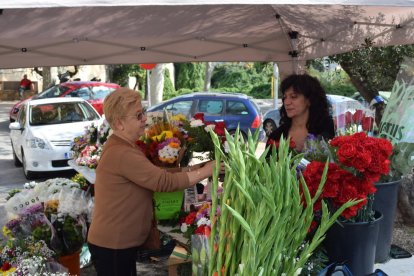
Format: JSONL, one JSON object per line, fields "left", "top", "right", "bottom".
{"left": 26, "top": 137, "right": 50, "bottom": 149}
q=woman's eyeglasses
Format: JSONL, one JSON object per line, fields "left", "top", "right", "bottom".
{"left": 123, "top": 107, "right": 147, "bottom": 120}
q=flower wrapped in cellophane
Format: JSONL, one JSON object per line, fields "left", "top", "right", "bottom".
{"left": 3, "top": 178, "right": 92, "bottom": 258}
{"left": 71, "top": 120, "right": 111, "bottom": 168}
{"left": 138, "top": 112, "right": 189, "bottom": 167}
{"left": 331, "top": 101, "right": 375, "bottom": 136}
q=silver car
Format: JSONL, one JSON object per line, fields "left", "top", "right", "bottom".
{"left": 262, "top": 94, "right": 364, "bottom": 136}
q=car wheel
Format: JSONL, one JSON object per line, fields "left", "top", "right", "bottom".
{"left": 22, "top": 150, "right": 37, "bottom": 180}
{"left": 263, "top": 119, "right": 277, "bottom": 136}
{"left": 11, "top": 143, "right": 22, "bottom": 167}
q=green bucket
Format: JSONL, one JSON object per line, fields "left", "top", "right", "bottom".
{"left": 154, "top": 191, "right": 184, "bottom": 220}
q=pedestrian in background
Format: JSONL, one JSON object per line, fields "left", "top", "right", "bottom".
{"left": 18, "top": 74, "right": 33, "bottom": 99}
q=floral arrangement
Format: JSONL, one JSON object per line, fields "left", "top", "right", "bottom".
{"left": 3, "top": 178, "right": 92, "bottom": 259}
{"left": 180, "top": 202, "right": 212, "bottom": 239}
{"left": 333, "top": 107, "right": 375, "bottom": 136}
{"left": 183, "top": 113, "right": 227, "bottom": 160}
{"left": 71, "top": 120, "right": 110, "bottom": 168}
{"left": 0, "top": 236, "right": 68, "bottom": 275}
{"left": 138, "top": 112, "right": 188, "bottom": 167}
{"left": 301, "top": 132, "right": 393, "bottom": 222}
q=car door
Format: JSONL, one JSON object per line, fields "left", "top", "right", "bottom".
{"left": 163, "top": 99, "right": 194, "bottom": 118}
{"left": 10, "top": 104, "right": 27, "bottom": 161}
{"left": 225, "top": 100, "right": 251, "bottom": 132}
{"left": 196, "top": 98, "right": 225, "bottom": 123}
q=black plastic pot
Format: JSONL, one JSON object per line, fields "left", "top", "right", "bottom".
{"left": 324, "top": 211, "right": 383, "bottom": 276}
{"left": 373, "top": 179, "right": 401, "bottom": 263}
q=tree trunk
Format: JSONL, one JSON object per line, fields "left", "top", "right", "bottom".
{"left": 150, "top": 64, "right": 164, "bottom": 106}
{"left": 204, "top": 62, "right": 215, "bottom": 91}
{"left": 42, "top": 67, "right": 53, "bottom": 90}
{"left": 397, "top": 173, "right": 414, "bottom": 226}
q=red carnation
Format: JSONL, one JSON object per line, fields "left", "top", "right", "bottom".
{"left": 193, "top": 113, "right": 205, "bottom": 122}
{"left": 184, "top": 212, "right": 197, "bottom": 225}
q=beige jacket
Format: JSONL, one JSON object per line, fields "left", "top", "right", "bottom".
{"left": 87, "top": 134, "right": 190, "bottom": 249}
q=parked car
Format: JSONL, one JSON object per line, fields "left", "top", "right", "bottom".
{"left": 262, "top": 94, "right": 364, "bottom": 136}
{"left": 9, "top": 81, "right": 120, "bottom": 122}
{"left": 147, "top": 92, "right": 263, "bottom": 138}
{"left": 9, "top": 97, "right": 103, "bottom": 179}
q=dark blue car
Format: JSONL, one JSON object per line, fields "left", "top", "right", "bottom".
{"left": 147, "top": 92, "right": 263, "bottom": 138}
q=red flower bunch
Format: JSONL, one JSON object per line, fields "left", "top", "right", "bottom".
{"left": 180, "top": 203, "right": 211, "bottom": 238}
{"left": 333, "top": 109, "right": 375, "bottom": 135}
{"left": 302, "top": 132, "right": 393, "bottom": 221}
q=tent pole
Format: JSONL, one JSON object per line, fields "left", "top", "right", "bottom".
{"left": 273, "top": 63, "right": 279, "bottom": 109}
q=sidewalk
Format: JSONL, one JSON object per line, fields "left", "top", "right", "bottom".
{"left": 375, "top": 257, "right": 414, "bottom": 275}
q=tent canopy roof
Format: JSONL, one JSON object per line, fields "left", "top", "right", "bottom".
{"left": 1, "top": 2, "right": 414, "bottom": 73}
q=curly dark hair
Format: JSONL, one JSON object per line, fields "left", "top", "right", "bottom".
{"left": 279, "top": 74, "right": 331, "bottom": 134}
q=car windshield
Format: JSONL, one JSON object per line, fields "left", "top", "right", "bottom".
{"left": 35, "top": 85, "right": 71, "bottom": 99}
{"left": 91, "top": 86, "right": 117, "bottom": 100}
{"left": 29, "top": 102, "right": 100, "bottom": 125}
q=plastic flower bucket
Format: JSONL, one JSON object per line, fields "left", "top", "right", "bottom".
{"left": 154, "top": 191, "right": 184, "bottom": 220}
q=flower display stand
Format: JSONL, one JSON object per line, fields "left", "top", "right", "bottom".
{"left": 373, "top": 179, "right": 401, "bottom": 263}
{"left": 324, "top": 211, "right": 383, "bottom": 276}
{"left": 58, "top": 250, "right": 81, "bottom": 276}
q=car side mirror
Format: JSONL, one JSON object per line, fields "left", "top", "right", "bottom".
{"left": 9, "top": 122, "right": 22, "bottom": 130}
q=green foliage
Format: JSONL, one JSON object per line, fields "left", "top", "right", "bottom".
{"left": 175, "top": 63, "right": 205, "bottom": 91}
{"left": 307, "top": 66, "right": 356, "bottom": 97}
{"left": 163, "top": 68, "right": 177, "bottom": 100}
{"left": 6, "top": 189, "right": 21, "bottom": 201}
{"left": 110, "top": 64, "right": 145, "bottom": 88}
{"left": 211, "top": 62, "right": 273, "bottom": 98}
{"left": 330, "top": 43, "right": 414, "bottom": 93}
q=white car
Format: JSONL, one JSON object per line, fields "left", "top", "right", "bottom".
{"left": 9, "top": 97, "right": 102, "bottom": 179}
{"left": 262, "top": 94, "right": 364, "bottom": 136}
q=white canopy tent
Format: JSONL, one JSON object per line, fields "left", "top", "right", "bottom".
{"left": 1, "top": 1, "right": 414, "bottom": 74}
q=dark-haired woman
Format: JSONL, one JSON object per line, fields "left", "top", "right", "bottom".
{"left": 267, "top": 74, "right": 335, "bottom": 152}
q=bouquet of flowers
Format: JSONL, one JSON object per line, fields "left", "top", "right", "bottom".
{"left": 180, "top": 202, "right": 212, "bottom": 239}
{"left": 301, "top": 132, "right": 393, "bottom": 222}
{"left": 138, "top": 112, "right": 189, "bottom": 167}
{"left": 4, "top": 178, "right": 92, "bottom": 258}
{"left": 71, "top": 120, "right": 111, "bottom": 168}
{"left": 333, "top": 107, "right": 375, "bottom": 136}
{"left": 183, "top": 113, "right": 227, "bottom": 160}
{"left": 0, "top": 236, "right": 68, "bottom": 275}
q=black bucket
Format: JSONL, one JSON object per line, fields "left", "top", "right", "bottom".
{"left": 324, "top": 211, "right": 383, "bottom": 276}
{"left": 373, "top": 180, "right": 401, "bottom": 263}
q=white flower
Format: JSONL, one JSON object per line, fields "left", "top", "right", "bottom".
{"left": 190, "top": 119, "right": 204, "bottom": 127}
{"left": 204, "top": 124, "right": 215, "bottom": 132}
{"left": 196, "top": 217, "right": 210, "bottom": 227}
{"left": 180, "top": 223, "right": 188, "bottom": 233}
{"left": 223, "top": 141, "right": 230, "bottom": 153}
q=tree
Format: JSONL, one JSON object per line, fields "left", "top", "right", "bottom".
{"left": 175, "top": 63, "right": 205, "bottom": 92}
{"left": 34, "top": 67, "right": 53, "bottom": 89}
{"left": 330, "top": 41, "right": 414, "bottom": 126}
{"left": 204, "top": 62, "right": 216, "bottom": 91}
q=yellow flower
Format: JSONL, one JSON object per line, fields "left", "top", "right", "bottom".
{"left": 44, "top": 199, "right": 59, "bottom": 212}
{"left": 171, "top": 114, "right": 186, "bottom": 122}
{"left": 2, "top": 226, "right": 12, "bottom": 239}
{"left": 1, "top": 267, "right": 17, "bottom": 275}
{"left": 152, "top": 130, "right": 173, "bottom": 142}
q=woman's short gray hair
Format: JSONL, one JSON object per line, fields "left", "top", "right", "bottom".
{"left": 103, "top": 88, "right": 142, "bottom": 128}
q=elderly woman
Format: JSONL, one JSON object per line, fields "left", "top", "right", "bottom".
{"left": 87, "top": 88, "right": 215, "bottom": 275}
